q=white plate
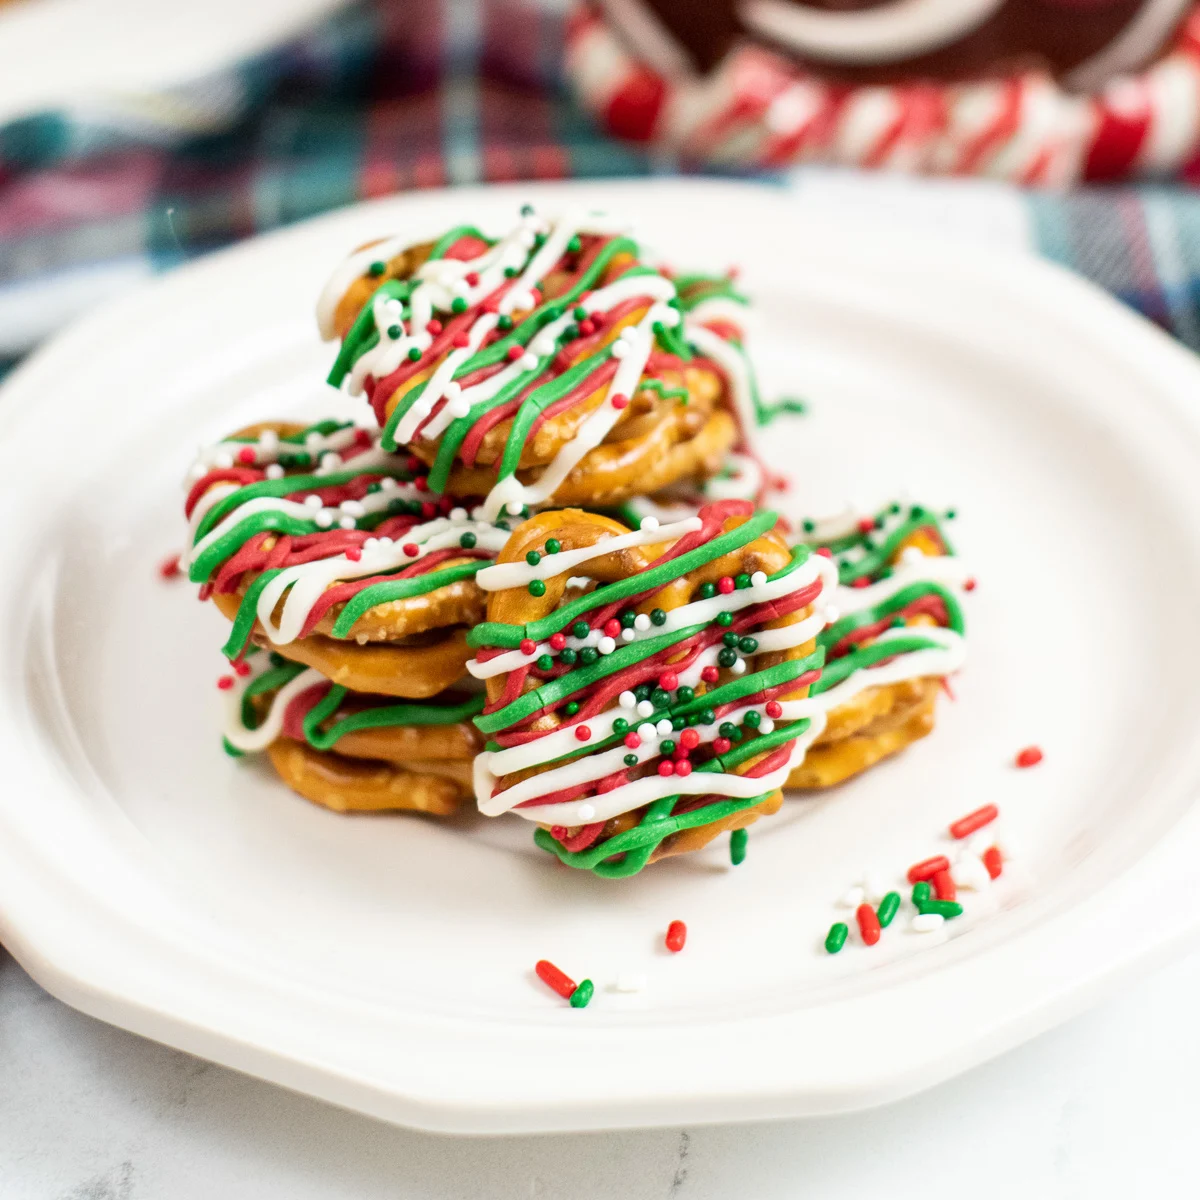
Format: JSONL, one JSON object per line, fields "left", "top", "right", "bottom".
{"left": 0, "top": 0, "right": 346, "bottom": 127}
{"left": 3, "top": 180, "right": 1200, "bottom": 1135}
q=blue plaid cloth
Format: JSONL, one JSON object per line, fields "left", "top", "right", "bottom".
{"left": 4, "top": 0, "right": 1200, "bottom": 380}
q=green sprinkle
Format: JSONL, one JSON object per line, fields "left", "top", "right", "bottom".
{"left": 730, "top": 828, "right": 748, "bottom": 865}
{"left": 700, "top": 708, "right": 715, "bottom": 725}
{"left": 825, "top": 922, "right": 849, "bottom": 954}
{"left": 572, "top": 621, "right": 590, "bottom": 639}
{"left": 634, "top": 684, "right": 652, "bottom": 701}
{"left": 735, "top": 573, "right": 751, "bottom": 589}
{"left": 890, "top": 503, "right": 901, "bottom": 514}
{"left": 580, "top": 647, "right": 599, "bottom": 666}
{"left": 743, "top": 710, "right": 761, "bottom": 727}
{"left": 567, "top": 235, "right": 582, "bottom": 253}
{"left": 569, "top": 979, "right": 594, "bottom": 1008}
{"left": 451, "top": 296, "right": 468, "bottom": 314}
{"left": 923, "top": 900, "right": 963, "bottom": 919}
{"left": 699, "top": 582, "right": 717, "bottom": 599}
{"left": 222, "top": 738, "right": 245, "bottom": 759}
{"left": 536, "top": 655, "right": 554, "bottom": 672}
{"left": 722, "top": 631, "right": 739, "bottom": 647}
{"left": 911, "top": 505, "right": 925, "bottom": 519}
{"left": 387, "top": 324, "right": 402, "bottom": 340}
{"left": 559, "top": 648, "right": 577, "bottom": 666}
{"left": 802, "top": 519, "right": 815, "bottom": 534}
{"left": 459, "top": 532, "right": 477, "bottom": 549}
{"left": 612, "top": 718, "right": 629, "bottom": 735}
{"left": 624, "top": 754, "right": 639, "bottom": 767}
{"left": 877, "top": 892, "right": 901, "bottom": 928}
{"left": 620, "top": 610, "right": 636, "bottom": 628}
{"left": 671, "top": 716, "right": 686, "bottom": 731}
{"left": 738, "top": 636, "right": 758, "bottom": 654}
{"left": 718, "top": 722, "right": 737, "bottom": 739}
{"left": 497, "top": 313, "right": 514, "bottom": 330}
{"left": 729, "top": 726, "right": 743, "bottom": 742}
{"left": 546, "top": 538, "right": 561, "bottom": 554}
{"left": 573, "top": 306, "right": 588, "bottom": 321}
{"left": 946, "top": 508, "right": 957, "bottom": 520}
{"left": 651, "top": 688, "right": 671, "bottom": 708}
{"left": 660, "top": 740, "right": 677, "bottom": 756}
{"left": 717, "top": 648, "right": 738, "bottom": 668}
{"left": 528, "top": 579, "right": 546, "bottom": 597}
{"left": 716, "top": 611, "right": 733, "bottom": 627}
{"left": 520, "top": 203, "right": 534, "bottom": 216}
{"left": 564, "top": 701, "right": 580, "bottom": 717}
{"left": 526, "top": 550, "right": 542, "bottom": 566}
{"left": 368, "top": 261, "right": 386, "bottom": 277}
{"left": 912, "top": 881, "right": 932, "bottom": 908}
{"left": 504, "top": 267, "right": 518, "bottom": 279}
{"left": 650, "top": 608, "right": 667, "bottom": 626}
{"left": 407, "top": 347, "right": 422, "bottom": 362}
{"left": 562, "top": 323, "right": 579, "bottom": 341}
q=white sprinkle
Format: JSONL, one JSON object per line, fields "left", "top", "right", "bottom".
{"left": 634, "top": 613, "right": 651, "bottom": 632}
{"left": 189, "top": 463, "right": 207, "bottom": 479}
{"left": 619, "top": 691, "right": 637, "bottom": 709}
{"left": 598, "top": 636, "right": 616, "bottom": 655}
{"left": 823, "top": 605, "right": 841, "bottom": 624}
{"left": 952, "top": 855, "right": 991, "bottom": 892}
{"left": 449, "top": 398, "right": 471, "bottom": 418}
{"left": 321, "top": 452, "right": 342, "bottom": 470}
{"left": 379, "top": 476, "right": 398, "bottom": 491}
{"left": 506, "top": 501, "right": 524, "bottom": 516}
{"left": 577, "top": 804, "right": 596, "bottom": 821}
{"left": 258, "top": 429, "right": 279, "bottom": 451}
{"left": 662, "top": 307, "right": 682, "bottom": 327}
{"left": 611, "top": 342, "right": 629, "bottom": 359}
{"left": 517, "top": 229, "right": 536, "bottom": 249}
{"left": 758, "top": 718, "right": 774, "bottom": 735}
{"left": 444, "top": 381, "right": 462, "bottom": 399}
{"left": 614, "top": 972, "right": 646, "bottom": 994}
{"left": 519, "top": 352, "right": 539, "bottom": 371}
{"left": 305, "top": 432, "right": 322, "bottom": 450}
{"left": 640, "top": 515, "right": 660, "bottom": 531}
{"left": 304, "top": 494, "right": 323, "bottom": 509}
{"left": 265, "top": 464, "right": 284, "bottom": 480}
{"left": 839, "top": 886, "right": 865, "bottom": 909}
{"left": 750, "top": 571, "right": 767, "bottom": 587}
{"left": 861, "top": 873, "right": 889, "bottom": 904}
{"left": 339, "top": 517, "right": 357, "bottom": 530}
{"left": 911, "top": 913, "right": 945, "bottom": 933}
{"left": 339, "top": 499, "right": 366, "bottom": 517}
{"left": 315, "top": 510, "right": 334, "bottom": 528}
{"left": 901, "top": 545, "right": 926, "bottom": 564}
{"left": 636, "top": 700, "right": 655, "bottom": 718}
{"left": 637, "top": 723, "right": 656, "bottom": 742}
{"left": 214, "top": 452, "right": 234, "bottom": 469}
{"left": 656, "top": 718, "right": 673, "bottom": 736}
{"left": 532, "top": 336, "right": 557, "bottom": 356}
{"left": 621, "top": 628, "right": 636, "bottom": 642}
{"left": 363, "top": 538, "right": 378, "bottom": 551}
{"left": 730, "top": 658, "right": 746, "bottom": 675}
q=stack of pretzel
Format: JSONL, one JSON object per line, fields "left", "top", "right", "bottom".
{"left": 182, "top": 207, "right": 969, "bottom": 876}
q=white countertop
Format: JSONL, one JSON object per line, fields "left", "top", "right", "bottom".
{"left": 3, "top": 944, "right": 1199, "bottom": 1199}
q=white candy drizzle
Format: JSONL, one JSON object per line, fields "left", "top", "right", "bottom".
{"left": 223, "top": 662, "right": 324, "bottom": 753}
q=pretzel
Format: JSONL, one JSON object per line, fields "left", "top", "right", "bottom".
{"left": 317, "top": 210, "right": 772, "bottom": 521}
{"left": 465, "top": 500, "right": 836, "bottom": 877}
{"left": 784, "top": 502, "right": 969, "bottom": 790}
{"left": 184, "top": 418, "right": 514, "bottom": 697}
{"left": 224, "top": 659, "right": 483, "bottom": 816}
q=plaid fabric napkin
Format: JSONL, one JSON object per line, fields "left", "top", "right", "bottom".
{"left": 3, "top": 0, "right": 1200, "bottom": 379}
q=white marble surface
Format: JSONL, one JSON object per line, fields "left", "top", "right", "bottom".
{"left": 3, "top": 944, "right": 1200, "bottom": 1200}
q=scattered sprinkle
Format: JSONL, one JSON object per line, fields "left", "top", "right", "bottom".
{"left": 1015, "top": 745, "right": 1043, "bottom": 768}
{"left": 665, "top": 920, "right": 687, "bottom": 953}
{"left": 949, "top": 804, "right": 999, "bottom": 839}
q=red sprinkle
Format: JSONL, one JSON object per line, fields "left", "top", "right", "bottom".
{"left": 610, "top": 393, "right": 629, "bottom": 410}
{"left": 549, "top": 633, "right": 567, "bottom": 651}
{"left": 659, "top": 671, "right": 679, "bottom": 691}
{"left": 420, "top": 501, "right": 437, "bottom": 519}
{"left": 237, "top": 446, "right": 256, "bottom": 464}
{"left": 575, "top": 725, "right": 592, "bottom": 742}
{"left": 856, "top": 903, "right": 882, "bottom": 946}
{"left": 624, "top": 733, "right": 641, "bottom": 749}
{"left": 665, "top": 920, "right": 687, "bottom": 953}
{"left": 158, "top": 554, "right": 181, "bottom": 580}
{"left": 657, "top": 760, "right": 675, "bottom": 777}
{"left": 964, "top": 578, "right": 977, "bottom": 592}
{"left": 465, "top": 271, "right": 480, "bottom": 286}
{"left": 345, "top": 547, "right": 362, "bottom": 561}
{"left": 550, "top": 825, "right": 567, "bottom": 840}
{"left": 982, "top": 846, "right": 1004, "bottom": 879}
{"left": 403, "top": 543, "right": 419, "bottom": 558}
{"left": 717, "top": 576, "right": 735, "bottom": 595}
{"left": 579, "top": 319, "right": 596, "bottom": 336}
{"left": 426, "top": 320, "right": 443, "bottom": 335}
{"left": 452, "top": 333, "right": 469, "bottom": 348}
{"left": 949, "top": 804, "right": 999, "bottom": 840}
{"left": 764, "top": 700, "right": 783, "bottom": 719}
{"left": 406, "top": 455, "right": 423, "bottom": 472}
{"left": 232, "top": 660, "right": 252, "bottom": 677}
{"left": 675, "top": 759, "right": 693, "bottom": 777}
{"left": 520, "top": 638, "right": 536, "bottom": 656}
{"left": 1015, "top": 746, "right": 1043, "bottom": 769}
{"left": 701, "top": 666, "right": 720, "bottom": 684}
{"left": 535, "top": 960, "right": 576, "bottom": 1000}
{"left": 414, "top": 476, "right": 428, "bottom": 491}
{"left": 680, "top": 729, "right": 700, "bottom": 750}
{"left": 354, "top": 428, "right": 372, "bottom": 447}
{"left": 506, "top": 345, "right": 523, "bottom": 361}
{"left": 907, "top": 855, "right": 951, "bottom": 884}
{"left": 603, "top": 619, "right": 621, "bottom": 638}
{"left": 713, "top": 737, "right": 732, "bottom": 755}
{"left": 816, "top": 547, "right": 833, "bottom": 558}
{"left": 857, "top": 517, "right": 875, "bottom": 534}
{"left": 852, "top": 578, "right": 870, "bottom": 589}
{"left": 932, "top": 869, "right": 957, "bottom": 902}
{"left": 216, "top": 676, "right": 234, "bottom": 690}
